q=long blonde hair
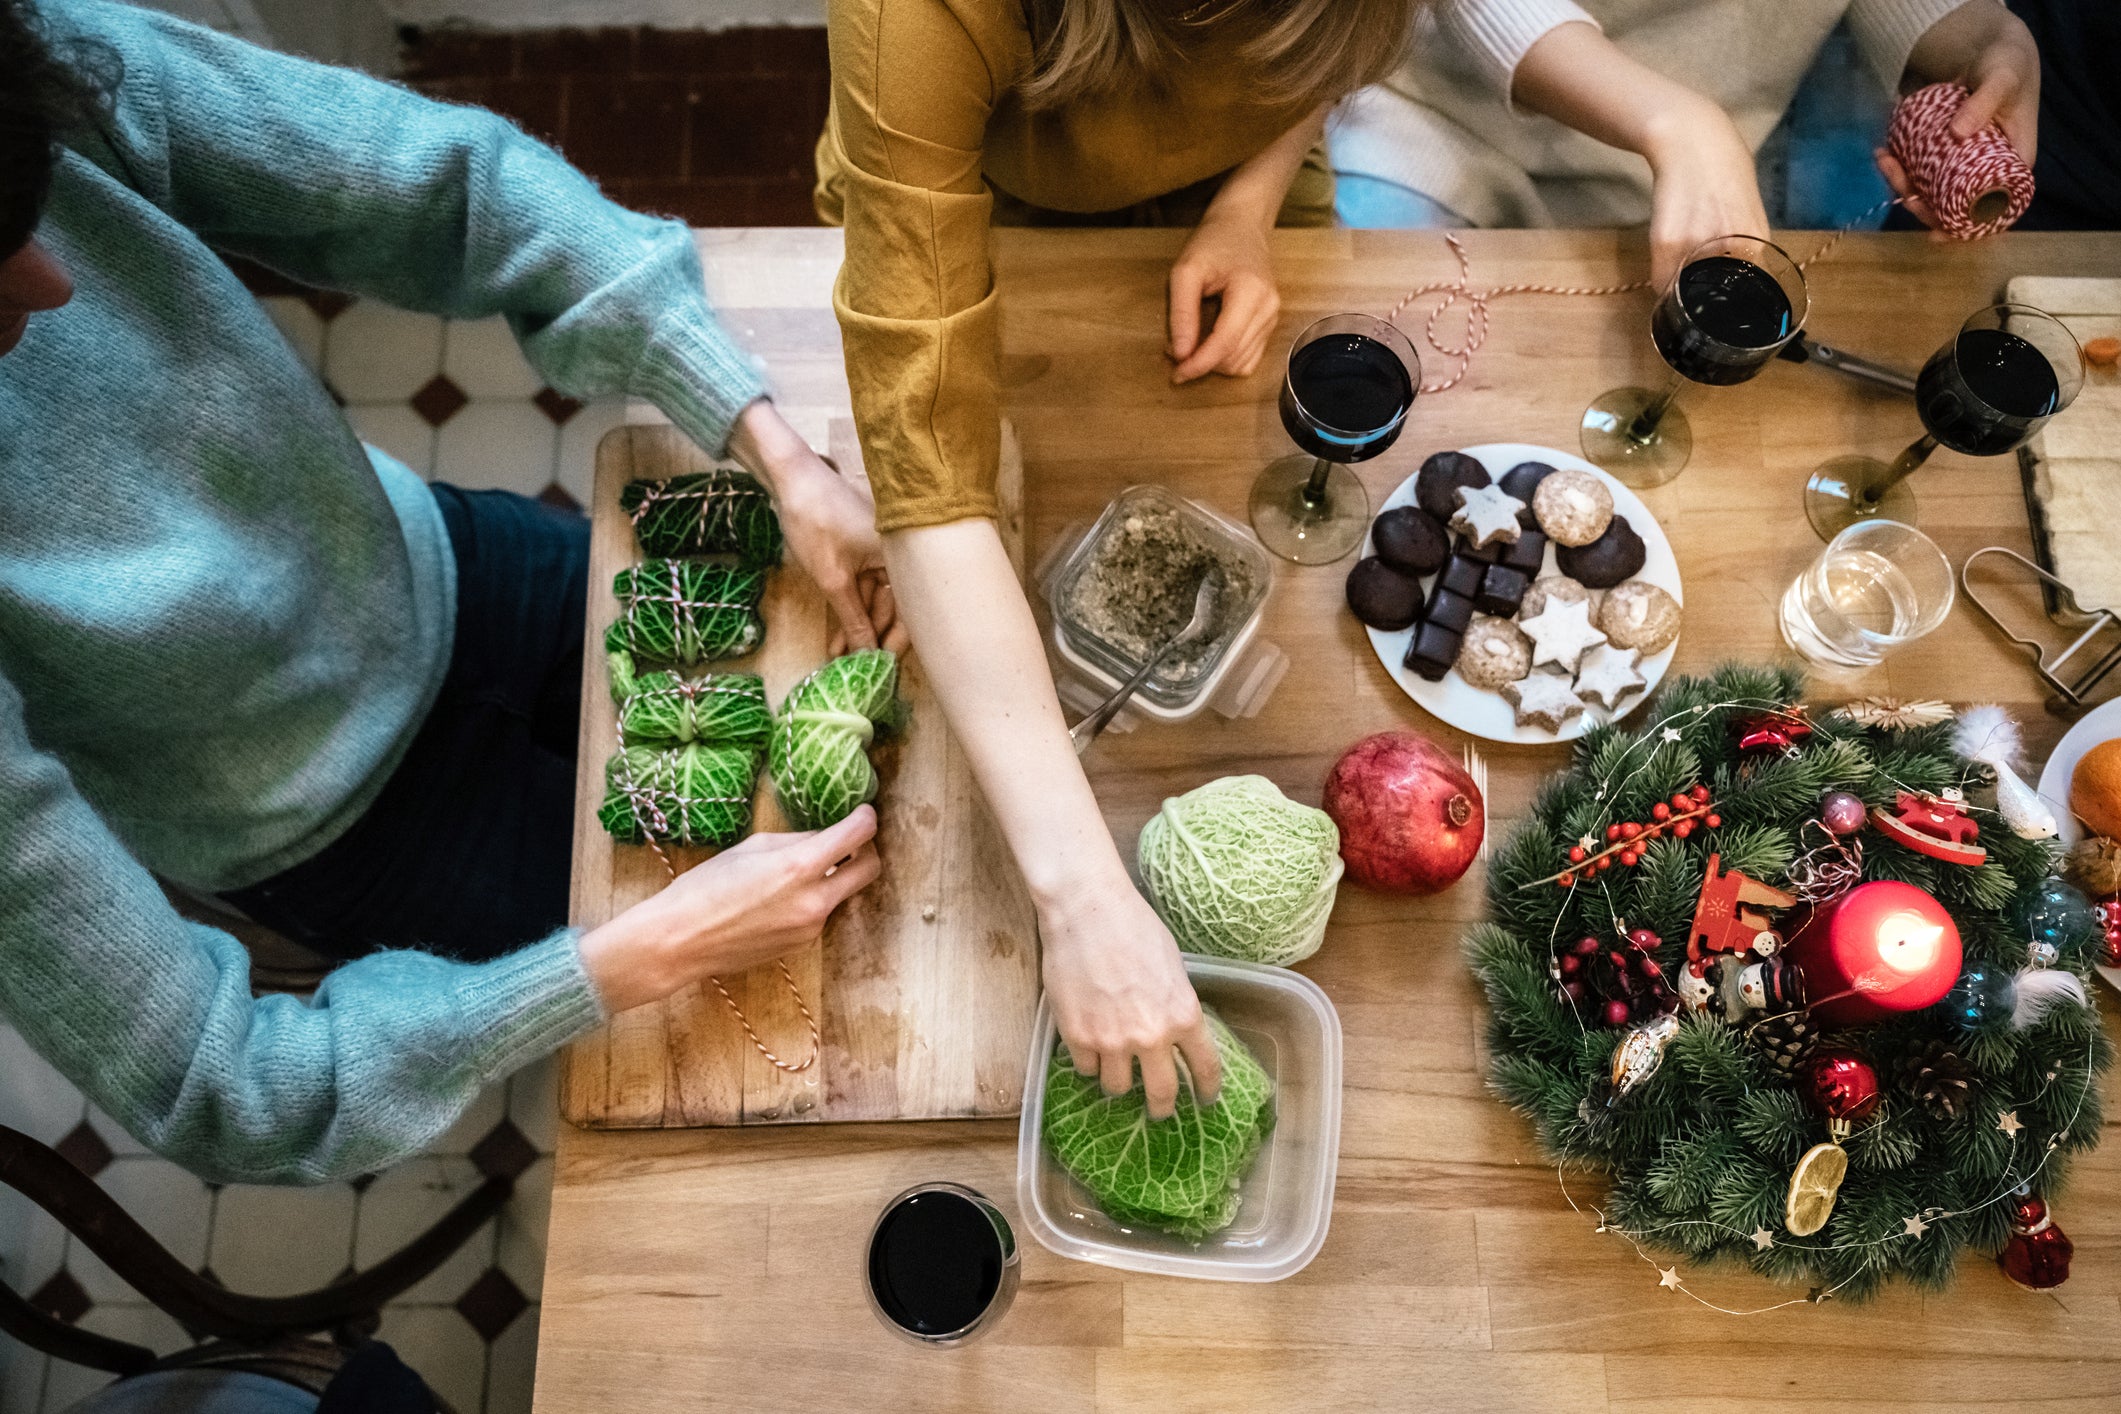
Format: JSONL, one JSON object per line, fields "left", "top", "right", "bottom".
{"left": 1019, "top": 0, "right": 1419, "bottom": 110}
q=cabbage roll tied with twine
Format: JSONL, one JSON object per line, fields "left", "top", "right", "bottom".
{"left": 609, "top": 651, "right": 771, "bottom": 748}
{"left": 621, "top": 470, "right": 783, "bottom": 565}
{"left": 604, "top": 560, "right": 766, "bottom": 666}
{"left": 598, "top": 741, "right": 761, "bottom": 847}
{"left": 769, "top": 649, "right": 907, "bottom": 830}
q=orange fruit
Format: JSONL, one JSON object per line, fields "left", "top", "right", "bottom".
{"left": 2071, "top": 738, "right": 2121, "bottom": 841}
{"left": 1784, "top": 1141, "right": 1848, "bottom": 1238}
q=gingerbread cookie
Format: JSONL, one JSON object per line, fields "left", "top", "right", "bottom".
{"left": 1573, "top": 642, "right": 1646, "bottom": 710}
{"left": 1598, "top": 579, "right": 1683, "bottom": 653}
{"left": 1456, "top": 614, "right": 1534, "bottom": 691}
{"left": 1503, "top": 672, "right": 1587, "bottom": 734}
{"left": 1449, "top": 484, "right": 1526, "bottom": 550}
{"left": 1531, "top": 469, "right": 1614, "bottom": 547}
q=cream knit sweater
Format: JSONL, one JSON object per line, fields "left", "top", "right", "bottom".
{"left": 1332, "top": 0, "right": 1975, "bottom": 227}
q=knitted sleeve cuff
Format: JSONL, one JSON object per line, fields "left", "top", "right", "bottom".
{"left": 1848, "top": 0, "right": 1979, "bottom": 93}
{"left": 448, "top": 928, "right": 606, "bottom": 1086}
{"left": 1434, "top": 0, "right": 1602, "bottom": 104}
{"left": 630, "top": 309, "right": 774, "bottom": 460}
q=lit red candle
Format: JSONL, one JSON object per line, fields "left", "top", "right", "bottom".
{"left": 1779, "top": 881, "right": 1962, "bottom": 1026}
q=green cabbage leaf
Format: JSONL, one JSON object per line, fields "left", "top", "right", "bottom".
{"left": 768, "top": 649, "right": 906, "bottom": 830}
{"left": 620, "top": 470, "right": 782, "bottom": 566}
{"left": 598, "top": 741, "right": 760, "bottom": 847}
{"left": 609, "top": 651, "right": 772, "bottom": 749}
{"left": 604, "top": 560, "right": 766, "bottom": 666}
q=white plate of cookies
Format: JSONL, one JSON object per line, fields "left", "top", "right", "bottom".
{"left": 1347, "top": 443, "right": 1683, "bottom": 744}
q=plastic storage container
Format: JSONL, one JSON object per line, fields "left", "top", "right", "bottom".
{"left": 1041, "top": 486, "right": 1286, "bottom": 728}
{"left": 1015, "top": 954, "right": 1342, "bottom": 1282}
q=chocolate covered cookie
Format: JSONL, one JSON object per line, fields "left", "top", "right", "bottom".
{"left": 1371, "top": 506, "right": 1450, "bottom": 576}
{"left": 1346, "top": 556, "right": 1425, "bottom": 631}
{"left": 1555, "top": 514, "right": 1646, "bottom": 588}
{"left": 1498, "top": 461, "right": 1556, "bottom": 528}
{"left": 1415, "top": 450, "right": 1492, "bottom": 520}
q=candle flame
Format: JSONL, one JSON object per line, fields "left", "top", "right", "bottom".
{"left": 1876, "top": 911, "right": 1945, "bottom": 974}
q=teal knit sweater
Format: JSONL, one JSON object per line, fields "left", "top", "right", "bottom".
{"left": 0, "top": 0, "right": 768, "bottom": 1182}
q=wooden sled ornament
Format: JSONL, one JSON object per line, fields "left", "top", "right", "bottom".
{"left": 1871, "top": 788, "right": 1986, "bottom": 866}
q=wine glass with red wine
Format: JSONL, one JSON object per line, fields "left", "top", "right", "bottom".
{"left": 1803, "top": 303, "right": 2082, "bottom": 539}
{"left": 1580, "top": 235, "right": 1807, "bottom": 487}
{"left": 865, "top": 1182, "right": 1019, "bottom": 1347}
{"left": 1249, "top": 313, "right": 1419, "bottom": 565}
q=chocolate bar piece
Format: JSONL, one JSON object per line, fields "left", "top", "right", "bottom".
{"left": 1403, "top": 620, "right": 1464, "bottom": 682}
{"left": 1438, "top": 552, "right": 1487, "bottom": 598}
{"left": 1475, "top": 563, "right": 1531, "bottom": 617}
{"left": 1423, "top": 584, "right": 1475, "bottom": 635}
{"left": 1501, "top": 528, "right": 1547, "bottom": 576}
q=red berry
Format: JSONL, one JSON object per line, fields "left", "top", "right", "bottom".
{"left": 1559, "top": 954, "right": 1581, "bottom": 976}
{"left": 1692, "top": 785, "right": 1711, "bottom": 803}
{"left": 1705, "top": 813, "right": 1722, "bottom": 828}
{"left": 1620, "top": 850, "right": 1639, "bottom": 867}
{"left": 1672, "top": 793, "right": 1693, "bottom": 811}
{"left": 1603, "top": 1000, "right": 1631, "bottom": 1026}
{"left": 1606, "top": 824, "right": 1624, "bottom": 842}
{"left": 1621, "top": 822, "right": 1643, "bottom": 840}
{"left": 1628, "top": 928, "right": 1661, "bottom": 949}
{"left": 1652, "top": 803, "right": 1671, "bottom": 821}
{"left": 1638, "top": 956, "right": 1662, "bottom": 978}
{"left": 1569, "top": 845, "right": 1587, "bottom": 863}
{"left": 1574, "top": 937, "right": 1601, "bottom": 955}
{"left": 1674, "top": 820, "right": 1695, "bottom": 839}
{"left": 1557, "top": 873, "right": 1575, "bottom": 887}
{"left": 1563, "top": 980, "right": 1585, "bottom": 1001}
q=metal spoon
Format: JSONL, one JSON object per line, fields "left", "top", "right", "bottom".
{"left": 1069, "top": 570, "right": 1223, "bottom": 754}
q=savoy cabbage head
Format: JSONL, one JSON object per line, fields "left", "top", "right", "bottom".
{"left": 1042, "top": 1011, "right": 1275, "bottom": 1241}
{"left": 769, "top": 649, "right": 906, "bottom": 829}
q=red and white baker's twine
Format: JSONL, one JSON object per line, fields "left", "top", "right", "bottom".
{"left": 1388, "top": 86, "right": 2034, "bottom": 392}
{"left": 1887, "top": 82, "right": 2036, "bottom": 240}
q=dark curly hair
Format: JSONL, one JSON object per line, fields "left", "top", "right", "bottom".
{"left": 2, "top": 0, "right": 119, "bottom": 257}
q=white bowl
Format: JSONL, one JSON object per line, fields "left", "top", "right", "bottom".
{"left": 1015, "top": 955, "right": 1342, "bottom": 1282}
{"left": 2035, "top": 695, "right": 2121, "bottom": 994}
{"left": 1363, "top": 442, "right": 1684, "bottom": 744}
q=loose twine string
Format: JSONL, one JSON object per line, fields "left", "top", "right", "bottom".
{"left": 1386, "top": 86, "right": 2033, "bottom": 393}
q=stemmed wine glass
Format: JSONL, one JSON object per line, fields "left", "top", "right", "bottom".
{"left": 1580, "top": 235, "right": 1807, "bottom": 488}
{"left": 1803, "top": 304, "right": 2083, "bottom": 539}
{"left": 1249, "top": 313, "right": 1419, "bottom": 565}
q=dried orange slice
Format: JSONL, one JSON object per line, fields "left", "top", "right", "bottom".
{"left": 1784, "top": 1141, "right": 1848, "bottom": 1237}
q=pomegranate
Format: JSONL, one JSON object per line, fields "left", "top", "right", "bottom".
{"left": 1323, "top": 731, "right": 1484, "bottom": 894}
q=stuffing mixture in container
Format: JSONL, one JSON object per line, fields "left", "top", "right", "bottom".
{"left": 1059, "top": 497, "right": 1262, "bottom": 686}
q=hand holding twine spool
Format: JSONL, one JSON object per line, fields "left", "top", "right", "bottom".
{"left": 1885, "top": 82, "right": 2035, "bottom": 239}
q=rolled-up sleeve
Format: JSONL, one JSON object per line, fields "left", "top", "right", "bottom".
{"left": 823, "top": 0, "right": 1014, "bottom": 531}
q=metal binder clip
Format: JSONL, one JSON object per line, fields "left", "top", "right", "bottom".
{"left": 1960, "top": 547, "right": 2121, "bottom": 716}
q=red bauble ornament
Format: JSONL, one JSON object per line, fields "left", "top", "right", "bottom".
{"left": 1819, "top": 790, "right": 1867, "bottom": 836}
{"left": 1999, "top": 1187, "right": 2072, "bottom": 1290}
{"left": 2096, "top": 895, "right": 2121, "bottom": 969}
{"left": 1798, "top": 1050, "right": 1882, "bottom": 1125}
{"left": 1324, "top": 731, "right": 1485, "bottom": 894}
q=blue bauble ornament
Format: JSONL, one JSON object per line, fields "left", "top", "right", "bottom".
{"left": 2012, "top": 877, "right": 2097, "bottom": 967}
{"left": 1944, "top": 967, "right": 2011, "bottom": 1029}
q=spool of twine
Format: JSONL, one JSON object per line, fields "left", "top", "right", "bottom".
{"left": 1885, "top": 82, "right": 2035, "bottom": 240}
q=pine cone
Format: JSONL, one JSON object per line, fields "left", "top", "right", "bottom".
{"left": 1892, "top": 1039, "right": 1975, "bottom": 1120}
{"left": 1745, "top": 1011, "right": 1819, "bottom": 1074}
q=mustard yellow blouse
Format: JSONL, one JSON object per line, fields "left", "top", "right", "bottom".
{"left": 816, "top": 0, "right": 1321, "bottom": 531}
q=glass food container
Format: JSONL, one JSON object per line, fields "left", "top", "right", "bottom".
{"left": 1041, "top": 485, "right": 1283, "bottom": 727}
{"left": 1015, "top": 954, "right": 1343, "bottom": 1282}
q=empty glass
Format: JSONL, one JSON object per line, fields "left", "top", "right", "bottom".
{"left": 864, "top": 1182, "right": 1020, "bottom": 1347}
{"left": 1779, "top": 520, "right": 1955, "bottom": 669}
{"left": 1803, "top": 303, "right": 2084, "bottom": 539}
{"left": 1581, "top": 235, "right": 1807, "bottom": 488}
{"left": 1250, "top": 313, "right": 1419, "bottom": 565}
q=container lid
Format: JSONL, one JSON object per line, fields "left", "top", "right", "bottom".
{"left": 1045, "top": 486, "right": 1273, "bottom": 712}
{"left": 1015, "top": 954, "right": 1342, "bottom": 1282}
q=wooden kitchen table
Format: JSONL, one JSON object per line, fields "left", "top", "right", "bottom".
{"left": 537, "top": 228, "right": 2121, "bottom": 1414}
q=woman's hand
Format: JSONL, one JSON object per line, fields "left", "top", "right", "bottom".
{"left": 1876, "top": 0, "right": 2040, "bottom": 229}
{"left": 1642, "top": 100, "right": 1772, "bottom": 291}
{"left": 577, "top": 806, "right": 882, "bottom": 1014}
{"left": 727, "top": 400, "right": 907, "bottom": 655}
{"left": 1040, "top": 865, "right": 1221, "bottom": 1119}
{"left": 1167, "top": 209, "right": 1282, "bottom": 385}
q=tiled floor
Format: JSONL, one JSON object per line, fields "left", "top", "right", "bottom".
{"left": 0, "top": 291, "right": 621, "bottom": 1413}
{"left": 399, "top": 24, "right": 830, "bottom": 229}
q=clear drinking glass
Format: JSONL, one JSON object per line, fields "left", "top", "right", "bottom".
{"left": 1803, "top": 303, "right": 2083, "bottom": 540}
{"left": 1581, "top": 235, "right": 1807, "bottom": 488}
{"left": 864, "top": 1182, "right": 1020, "bottom": 1347}
{"left": 1249, "top": 313, "right": 1419, "bottom": 565}
{"left": 1779, "top": 520, "right": 1956, "bottom": 669}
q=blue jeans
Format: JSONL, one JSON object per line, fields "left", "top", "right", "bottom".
{"left": 222, "top": 485, "right": 589, "bottom": 964}
{"left": 1334, "top": 174, "right": 1465, "bottom": 230}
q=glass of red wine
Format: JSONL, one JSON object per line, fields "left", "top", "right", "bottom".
{"left": 865, "top": 1182, "right": 1019, "bottom": 1347}
{"left": 1249, "top": 313, "right": 1419, "bottom": 565}
{"left": 1803, "top": 303, "right": 2082, "bottom": 539}
{"left": 1580, "top": 235, "right": 1807, "bottom": 488}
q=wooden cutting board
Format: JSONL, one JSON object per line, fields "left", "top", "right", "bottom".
{"left": 560, "top": 422, "right": 1041, "bottom": 1128}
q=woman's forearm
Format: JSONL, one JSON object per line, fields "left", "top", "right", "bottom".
{"left": 880, "top": 519, "right": 1129, "bottom": 903}
{"left": 1206, "top": 103, "right": 1330, "bottom": 229}
{"left": 1510, "top": 21, "right": 1721, "bottom": 162}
